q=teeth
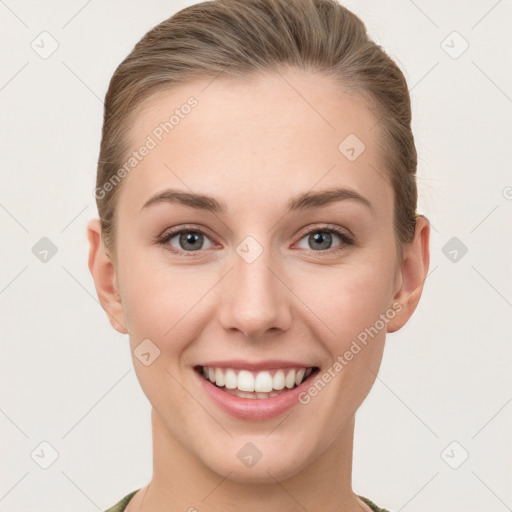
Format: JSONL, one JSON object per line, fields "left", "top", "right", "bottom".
{"left": 273, "top": 370, "right": 285, "bottom": 390}
{"left": 295, "top": 368, "right": 306, "bottom": 386}
{"left": 201, "top": 366, "right": 313, "bottom": 394}
{"left": 238, "top": 370, "right": 255, "bottom": 392}
{"left": 215, "top": 368, "right": 224, "bottom": 387}
{"left": 285, "top": 371, "right": 296, "bottom": 389}
{"left": 224, "top": 369, "right": 237, "bottom": 390}
{"left": 224, "top": 388, "right": 289, "bottom": 399}
{"left": 254, "top": 371, "right": 273, "bottom": 392}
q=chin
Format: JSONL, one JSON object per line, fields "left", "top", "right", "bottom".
{"left": 197, "top": 438, "right": 312, "bottom": 484}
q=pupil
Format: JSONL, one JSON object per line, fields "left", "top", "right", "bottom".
{"left": 181, "top": 232, "right": 202, "bottom": 251}
{"left": 311, "top": 231, "right": 331, "bottom": 250}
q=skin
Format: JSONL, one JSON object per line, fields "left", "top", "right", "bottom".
{"left": 87, "top": 68, "right": 430, "bottom": 512}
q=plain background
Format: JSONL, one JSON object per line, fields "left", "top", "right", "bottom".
{"left": 1, "top": 1, "right": 511, "bottom": 511}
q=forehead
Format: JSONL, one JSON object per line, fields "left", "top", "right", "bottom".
{"left": 119, "top": 68, "right": 393, "bottom": 216}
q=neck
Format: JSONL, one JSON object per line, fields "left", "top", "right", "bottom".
{"left": 136, "top": 408, "right": 365, "bottom": 512}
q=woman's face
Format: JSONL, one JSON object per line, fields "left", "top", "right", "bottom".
{"left": 102, "top": 69, "right": 420, "bottom": 482}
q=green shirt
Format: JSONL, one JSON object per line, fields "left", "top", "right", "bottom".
{"left": 104, "top": 489, "right": 391, "bottom": 512}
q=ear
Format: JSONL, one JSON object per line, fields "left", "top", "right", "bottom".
{"left": 386, "top": 215, "right": 430, "bottom": 333}
{"left": 86, "top": 219, "right": 128, "bottom": 334}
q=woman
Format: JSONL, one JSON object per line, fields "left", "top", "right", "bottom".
{"left": 87, "top": 0, "right": 430, "bottom": 510}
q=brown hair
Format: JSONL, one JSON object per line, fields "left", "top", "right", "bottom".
{"left": 96, "top": 0, "right": 418, "bottom": 256}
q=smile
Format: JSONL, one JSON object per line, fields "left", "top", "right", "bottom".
{"left": 194, "top": 363, "right": 319, "bottom": 420}
{"left": 199, "top": 366, "right": 315, "bottom": 398}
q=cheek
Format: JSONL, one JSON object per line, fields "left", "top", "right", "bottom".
{"left": 118, "top": 217, "right": 398, "bottom": 346}
{"left": 118, "top": 249, "right": 217, "bottom": 348}
{"left": 292, "top": 258, "right": 396, "bottom": 348}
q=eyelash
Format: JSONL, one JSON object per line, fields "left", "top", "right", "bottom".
{"left": 157, "top": 224, "right": 354, "bottom": 257}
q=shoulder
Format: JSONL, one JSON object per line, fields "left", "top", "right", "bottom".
{"left": 103, "top": 489, "right": 140, "bottom": 512}
{"left": 358, "top": 495, "right": 393, "bottom": 512}
{"left": 103, "top": 490, "right": 389, "bottom": 512}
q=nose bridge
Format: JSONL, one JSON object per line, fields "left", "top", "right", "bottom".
{"left": 218, "top": 238, "right": 290, "bottom": 338}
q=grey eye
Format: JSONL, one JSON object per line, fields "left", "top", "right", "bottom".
{"left": 296, "top": 230, "right": 343, "bottom": 251}
{"left": 167, "top": 231, "right": 214, "bottom": 252}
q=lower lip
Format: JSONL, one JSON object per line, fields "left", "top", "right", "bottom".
{"left": 195, "top": 369, "right": 317, "bottom": 421}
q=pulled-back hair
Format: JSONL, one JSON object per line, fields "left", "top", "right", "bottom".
{"left": 96, "top": 0, "right": 418, "bottom": 255}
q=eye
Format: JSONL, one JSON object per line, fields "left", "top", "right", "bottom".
{"left": 157, "top": 224, "right": 353, "bottom": 256}
{"left": 295, "top": 226, "right": 354, "bottom": 253}
{"left": 159, "top": 227, "right": 215, "bottom": 254}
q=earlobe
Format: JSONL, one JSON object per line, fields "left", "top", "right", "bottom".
{"left": 86, "top": 219, "right": 128, "bottom": 334}
{"left": 386, "top": 215, "right": 430, "bottom": 333}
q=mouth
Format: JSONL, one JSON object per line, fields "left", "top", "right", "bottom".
{"left": 195, "top": 365, "right": 320, "bottom": 399}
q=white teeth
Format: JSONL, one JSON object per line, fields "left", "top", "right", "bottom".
{"left": 254, "top": 371, "right": 273, "bottom": 392}
{"left": 285, "top": 370, "right": 296, "bottom": 389}
{"left": 224, "top": 369, "right": 237, "bottom": 389}
{"left": 201, "top": 366, "right": 314, "bottom": 395}
{"left": 215, "top": 367, "right": 224, "bottom": 387}
{"left": 295, "top": 368, "right": 306, "bottom": 386}
{"left": 236, "top": 390, "right": 258, "bottom": 399}
{"left": 272, "top": 370, "right": 285, "bottom": 390}
{"left": 237, "top": 370, "right": 255, "bottom": 392}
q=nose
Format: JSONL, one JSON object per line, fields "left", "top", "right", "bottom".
{"left": 218, "top": 244, "right": 292, "bottom": 340}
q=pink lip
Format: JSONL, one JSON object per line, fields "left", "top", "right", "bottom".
{"left": 197, "top": 359, "right": 312, "bottom": 371}
{"left": 194, "top": 366, "right": 318, "bottom": 421}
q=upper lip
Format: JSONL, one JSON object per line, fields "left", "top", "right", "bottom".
{"left": 197, "top": 359, "right": 315, "bottom": 371}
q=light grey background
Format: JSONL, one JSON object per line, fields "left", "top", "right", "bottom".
{"left": 1, "top": 1, "right": 511, "bottom": 511}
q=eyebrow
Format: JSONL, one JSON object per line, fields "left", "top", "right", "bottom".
{"left": 140, "top": 187, "right": 374, "bottom": 215}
